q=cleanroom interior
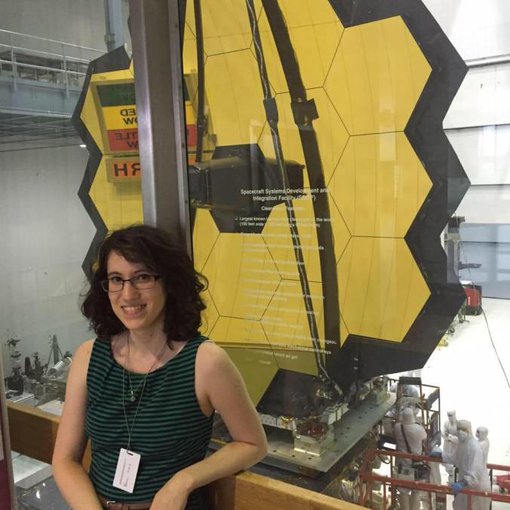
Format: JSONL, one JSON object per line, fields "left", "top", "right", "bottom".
{"left": 0, "top": 0, "right": 510, "bottom": 508}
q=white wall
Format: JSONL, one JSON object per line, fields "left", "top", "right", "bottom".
{"left": 422, "top": 0, "right": 510, "bottom": 297}
{"left": 446, "top": 124, "right": 510, "bottom": 223}
{"left": 1, "top": 0, "right": 130, "bottom": 54}
{"left": 1, "top": 0, "right": 105, "bottom": 50}
{"left": 445, "top": 64, "right": 510, "bottom": 223}
{"left": 423, "top": 0, "right": 510, "bottom": 60}
{"left": 0, "top": 1, "right": 131, "bottom": 372}
{"left": 423, "top": 0, "right": 510, "bottom": 225}
{"left": 0, "top": 145, "right": 95, "bottom": 373}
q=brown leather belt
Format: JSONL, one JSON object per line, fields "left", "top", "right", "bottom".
{"left": 99, "top": 495, "right": 152, "bottom": 510}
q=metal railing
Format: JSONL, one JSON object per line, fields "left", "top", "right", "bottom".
{"left": 358, "top": 449, "right": 510, "bottom": 510}
{"left": 0, "top": 29, "right": 104, "bottom": 94}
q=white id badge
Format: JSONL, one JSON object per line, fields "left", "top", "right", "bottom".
{"left": 113, "top": 448, "right": 141, "bottom": 493}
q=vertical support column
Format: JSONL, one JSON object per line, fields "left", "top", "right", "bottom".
{"left": 128, "top": 0, "right": 191, "bottom": 254}
{"left": 0, "top": 360, "right": 16, "bottom": 509}
{"left": 104, "top": 0, "right": 126, "bottom": 52}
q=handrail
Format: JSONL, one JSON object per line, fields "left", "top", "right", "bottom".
{"left": 0, "top": 28, "right": 103, "bottom": 54}
{"left": 363, "top": 471, "right": 510, "bottom": 503}
{"left": 0, "top": 43, "right": 91, "bottom": 64}
{"left": 0, "top": 58, "right": 85, "bottom": 77}
{"left": 0, "top": 29, "right": 103, "bottom": 92}
{"left": 358, "top": 448, "right": 510, "bottom": 510}
{"left": 488, "top": 462, "right": 510, "bottom": 471}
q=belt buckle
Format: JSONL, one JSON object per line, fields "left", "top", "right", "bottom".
{"left": 105, "top": 501, "right": 117, "bottom": 509}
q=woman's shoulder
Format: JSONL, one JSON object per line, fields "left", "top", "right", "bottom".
{"left": 65, "top": 339, "right": 98, "bottom": 384}
{"left": 196, "top": 340, "right": 235, "bottom": 375}
{"left": 196, "top": 337, "right": 222, "bottom": 355}
{"left": 75, "top": 338, "right": 96, "bottom": 358}
{"left": 74, "top": 337, "right": 111, "bottom": 367}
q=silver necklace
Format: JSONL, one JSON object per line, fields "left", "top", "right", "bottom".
{"left": 125, "top": 335, "right": 167, "bottom": 402}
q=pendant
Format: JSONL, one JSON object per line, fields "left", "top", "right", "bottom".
{"left": 130, "top": 391, "right": 135, "bottom": 402}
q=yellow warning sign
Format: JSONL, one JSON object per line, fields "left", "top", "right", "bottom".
{"left": 102, "top": 106, "right": 138, "bottom": 130}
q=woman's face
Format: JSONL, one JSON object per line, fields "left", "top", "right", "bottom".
{"left": 105, "top": 251, "right": 167, "bottom": 334}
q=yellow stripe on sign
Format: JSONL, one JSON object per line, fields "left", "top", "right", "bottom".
{"left": 185, "top": 102, "right": 196, "bottom": 123}
{"left": 90, "top": 69, "right": 134, "bottom": 84}
{"left": 102, "top": 105, "right": 138, "bottom": 130}
{"left": 81, "top": 88, "right": 105, "bottom": 152}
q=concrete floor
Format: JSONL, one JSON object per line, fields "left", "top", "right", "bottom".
{"left": 421, "top": 297, "right": 510, "bottom": 467}
{"left": 383, "top": 297, "right": 510, "bottom": 510}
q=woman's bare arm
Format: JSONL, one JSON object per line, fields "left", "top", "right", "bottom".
{"left": 52, "top": 339, "right": 103, "bottom": 510}
{"left": 150, "top": 341, "right": 268, "bottom": 510}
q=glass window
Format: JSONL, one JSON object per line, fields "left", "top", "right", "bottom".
{"left": 0, "top": 1, "right": 133, "bottom": 506}
{"left": 0, "top": 0, "right": 134, "bottom": 376}
{"left": 1, "top": 0, "right": 510, "bottom": 507}
{"left": 182, "top": 0, "right": 510, "bottom": 495}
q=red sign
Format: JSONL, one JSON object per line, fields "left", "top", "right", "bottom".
{"left": 187, "top": 124, "right": 197, "bottom": 147}
{"left": 107, "top": 129, "right": 139, "bottom": 153}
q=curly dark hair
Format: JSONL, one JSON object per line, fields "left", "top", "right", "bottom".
{"left": 81, "top": 224, "right": 207, "bottom": 342}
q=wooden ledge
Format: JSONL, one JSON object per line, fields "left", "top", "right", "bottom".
{"left": 6, "top": 401, "right": 60, "bottom": 464}
{"left": 7, "top": 402, "right": 362, "bottom": 510}
{"left": 209, "top": 471, "right": 363, "bottom": 510}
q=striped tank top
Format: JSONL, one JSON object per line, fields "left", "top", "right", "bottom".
{"left": 86, "top": 335, "right": 213, "bottom": 508}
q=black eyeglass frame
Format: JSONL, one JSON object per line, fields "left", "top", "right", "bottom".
{"left": 100, "top": 274, "right": 161, "bottom": 293}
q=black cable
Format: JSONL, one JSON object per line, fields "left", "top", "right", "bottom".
{"left": 457, "top": 241, "right": 510, "bottom": 390}
{"left": 259, "top": 0, "right": 341, "bottom": 384}
{"left": 481, "top": 306, "right": 510, "bottom": 391}
{"left": 244, "top": 0, "right": 329, "bottom": 382}
{"left": 193, "top": 0, "right": 206, "bottom": 163}
{"left": 178, "top": 0, "right": 188, "bottom": 44}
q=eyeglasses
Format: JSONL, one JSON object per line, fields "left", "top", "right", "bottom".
{"left": 101, "top": 274, "right": 161, "bottom": 292}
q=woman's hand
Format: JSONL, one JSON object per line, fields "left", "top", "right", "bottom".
{"left": 149, "top": 473, "right": 192, "bottom": 510}
{"left": 150, "top": 490, "right": 188, "bottom": 510}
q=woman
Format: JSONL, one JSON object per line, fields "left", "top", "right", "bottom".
{"left": 53, "top": 225, "right": 268, "bottom": 510}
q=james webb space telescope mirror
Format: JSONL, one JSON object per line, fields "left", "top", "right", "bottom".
{"left": 74, "top": 0, "right": 471, "bottom": 473}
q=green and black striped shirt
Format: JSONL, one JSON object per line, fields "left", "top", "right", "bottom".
{"left": 86, "top": 335, "right": 213, "bottom": 508}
